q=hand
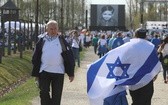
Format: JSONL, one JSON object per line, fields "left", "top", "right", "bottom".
{"left": 69, "top": 76, "right": 74, "bottom": 82}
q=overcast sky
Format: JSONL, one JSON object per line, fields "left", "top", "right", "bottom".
{"left": 86, "top": 0, "right": 127, "bottom": 5}
{"left": 85, "top": 0, "right": 128, "bottom": 10}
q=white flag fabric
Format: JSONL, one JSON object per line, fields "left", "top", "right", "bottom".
{"left": 87, "top": 38, "right": 161, "bottom": 105}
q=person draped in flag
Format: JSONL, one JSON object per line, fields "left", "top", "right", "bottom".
{"left": 87, "top": 28, "right": 161, "bottom": 105}
{"left": 129, "top": 28, "right": 159, "bottom": 105}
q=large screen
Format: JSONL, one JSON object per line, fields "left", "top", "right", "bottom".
{"left": 90, "top": 5, "right": 125, "bottom": 30}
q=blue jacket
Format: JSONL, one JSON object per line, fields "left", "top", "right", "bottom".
{"left": 112, "top": 37, "right": 124, "bottom": 49}
{"left": 151, "top": 38, "right": 161, "bottom": 49}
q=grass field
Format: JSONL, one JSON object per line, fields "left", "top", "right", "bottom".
{"left": 0, "top": 78, "right": 39, "bottom": 105}
{"left": 0, "top": 50, "right": 39, "bottom": 105}
{"left": 0, "top": 48, "right": 85, "bottom": 105}
{"left": 0, "top": 51, "right": 32, "bottom": 90}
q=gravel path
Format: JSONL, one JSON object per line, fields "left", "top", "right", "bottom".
{"left": 31, "top": 46, "right": 168, "bottom": 105}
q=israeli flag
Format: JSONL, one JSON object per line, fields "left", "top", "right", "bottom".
{"left": 87, "top": 38, "right": 161, "bottom": 105}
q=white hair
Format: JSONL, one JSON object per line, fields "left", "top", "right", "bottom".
{"left": 46, "top": 20, "right": 58, "bottom": 29}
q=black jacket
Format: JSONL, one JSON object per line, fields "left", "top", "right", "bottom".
{"left": 31, "top": 35, "right": 75, "bottom": 77}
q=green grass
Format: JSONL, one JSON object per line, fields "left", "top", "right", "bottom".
{"left": 0, "top": 50, "right": 39, "bottom": 105}
{"left": 0, "top": 51, "right": 33, "bottom": 90}
{"left": 0, "top": 78, "right": 39, "bottom": 105}
{"left": 0, "top": 48, "right": 86, "bottom": 105}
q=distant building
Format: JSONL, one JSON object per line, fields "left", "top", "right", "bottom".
{"left": 146, "top": 21, "right": 168, "bottom": 30}
{"left": 145, "top": 21, "right": 168, "bottom": 39}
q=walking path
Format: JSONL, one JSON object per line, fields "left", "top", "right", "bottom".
{"left": 31, "top": 46, "right": 168, "bottom": 105}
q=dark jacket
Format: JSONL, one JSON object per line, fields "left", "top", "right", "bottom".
{"left": 31, "top": 35, "right": 75, "bottom": 77}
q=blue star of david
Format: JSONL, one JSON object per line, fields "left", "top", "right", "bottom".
{"left": 106, "top": 57, "right": 130, "bottom": 80}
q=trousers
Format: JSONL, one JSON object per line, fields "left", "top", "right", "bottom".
{"left": 39, "top": 71, "right": 64, "bottom": 105}
{"left": 129, "top": 80, "right": 154, "bottom": 105}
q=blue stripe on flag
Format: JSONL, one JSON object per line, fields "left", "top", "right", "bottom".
{"left": 103, "top": 91, "right": 128, "bottom": 105}
{"left": 87, "top": 54, "right": 107, "bottom": 92}
{"left": 120, "top": 49, "right": 158, "bottom": 85}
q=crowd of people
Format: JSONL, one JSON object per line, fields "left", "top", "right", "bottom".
{"left": 31, "top": 19, "right": 168, "bottom": 105}
{"left": 64, "top": 28, "right": 168, "bottom": 85}
{"left": 62, "top": 27, "right": 168, "bottom": 87}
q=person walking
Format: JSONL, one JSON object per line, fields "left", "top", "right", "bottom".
{"left": 31, "top": 20, "right": 75, "bottom": 105}
{"left": 158, "top": 35, "right": 168, "bottom": 83}
{"left": 123, "top": 33, "right": 131, "bottom": 43}
{"left": 129, "top": 28, "right": 160, "bottom": 105}
{"left": 111, "top": 32, "right": 124, "bottom": 49}
{"left": 97, "top": 34, "right": 108, "bottom": 58}
{"left": 92, "top": 34, "right": 99, "bottom": 54}
{"left": 87, "top": 28, "right": 161, "bottom": 105}
{"left": 84, "top": 32, "right": 92, "bottom": 48}
{"left": 108, "top": 33, "right": 116, "bottom": 50}
{"left": 151, "top": 34, "right": 161, "bottom": 50}
{"left": 71, "top": 30, "right": 81, "bottom": 67}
